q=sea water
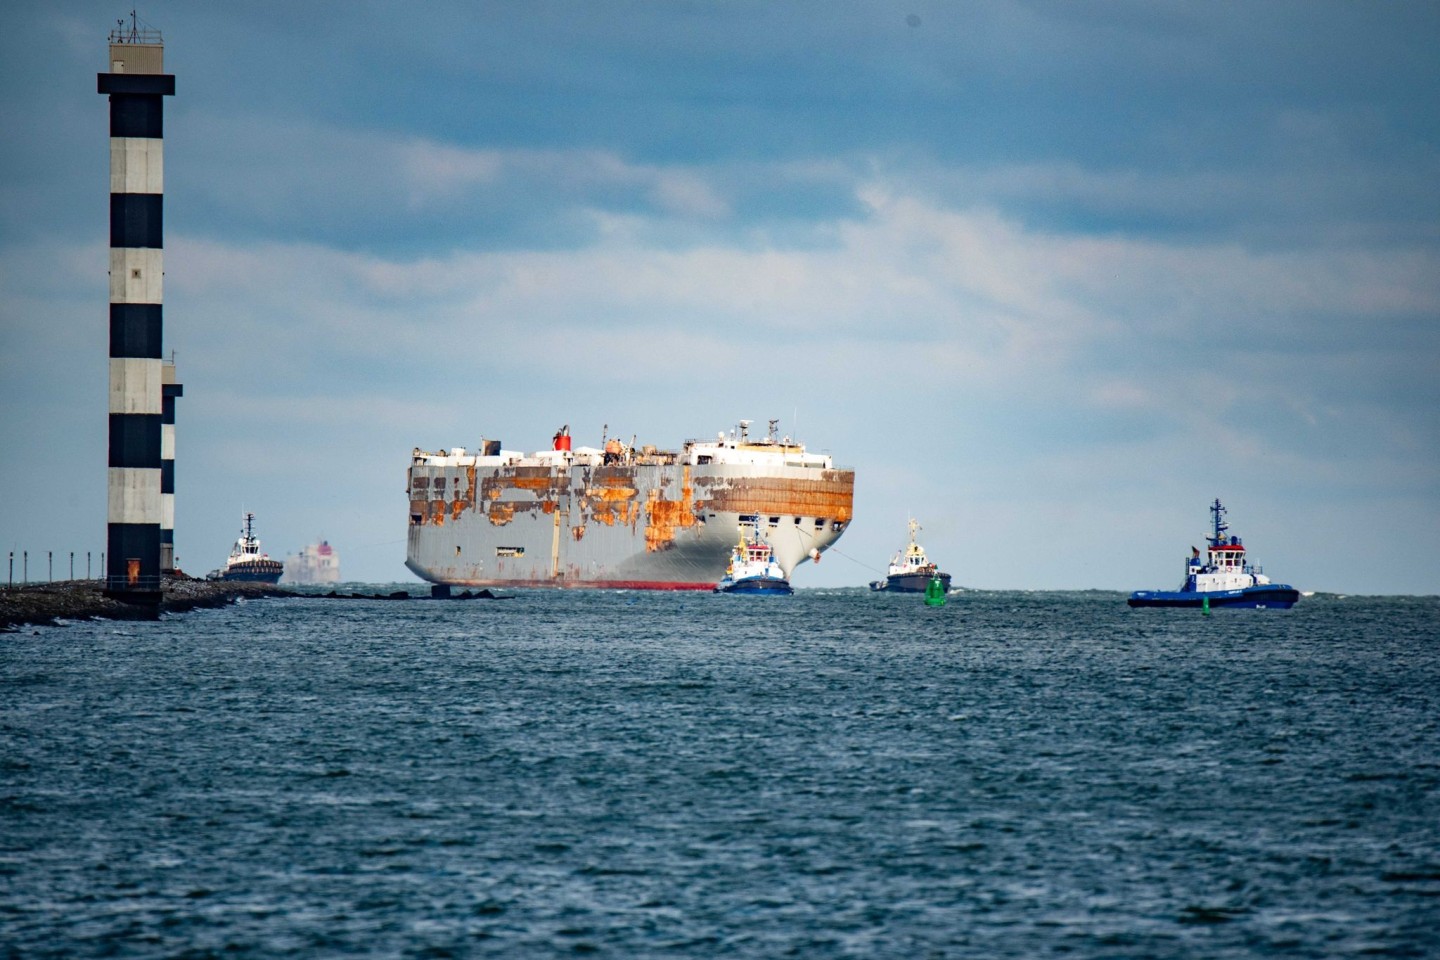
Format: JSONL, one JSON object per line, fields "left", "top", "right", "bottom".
{"left": 2, "top": 590, "right": 1437, "bottom": 958}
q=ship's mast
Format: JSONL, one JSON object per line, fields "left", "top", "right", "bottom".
{"left": 1209, "top": 499, "right": 1228, "bottom": 547}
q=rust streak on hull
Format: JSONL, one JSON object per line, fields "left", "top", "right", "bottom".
{"left": 697, "top": 472, "right": 855, "bottom": 522}
{"left": 643, "top": 466, "right": 696, "bottom": 552}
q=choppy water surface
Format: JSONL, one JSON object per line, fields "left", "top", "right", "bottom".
{"left": 3, "top": 590, "right": 1438, "bottom": 958}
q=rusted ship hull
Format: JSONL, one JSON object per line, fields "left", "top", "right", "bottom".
{"left": 405, "top": 449, "right": 854, "bottom": 590}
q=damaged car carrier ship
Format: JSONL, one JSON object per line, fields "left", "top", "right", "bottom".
{"left": 406, "top": 420, "right": 854, "bottom": 591}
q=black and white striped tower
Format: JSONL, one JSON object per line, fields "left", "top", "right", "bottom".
{"left": 98, "top": 13, "right": 174, "bottom": 602}
{"left": 161, "top": 358, "right": 182, "bottom": 572}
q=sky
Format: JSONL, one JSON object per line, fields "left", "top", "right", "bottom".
{"left": 1, "top": 1, "right": 1437, "bottom": 593}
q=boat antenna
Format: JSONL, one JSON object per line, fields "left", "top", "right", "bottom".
{"left": 1209, "top": 498, "right": 1228, "bottom": 545}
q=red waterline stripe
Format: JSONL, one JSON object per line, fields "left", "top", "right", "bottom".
{"left": 446, "top": 579, "right": 714, "bottom": 591}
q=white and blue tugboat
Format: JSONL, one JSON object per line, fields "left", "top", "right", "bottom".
{"left": 870, "top": 518, "right": 952, "bottom": 593}
{"left": 1128, "top": 499, "right": 1299, "bottom": 609}
{"left": 209, "top": 512, "right": 284, "bottom": 584}
{"left": 714, "top": 523, "right": 793, "bottom": 596}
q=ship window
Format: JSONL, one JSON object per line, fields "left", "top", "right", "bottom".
{"left": 814, "top": 518, "right": 824, "bottom": 527}
{"left": 833, "top": 521, "right": 845, "bottom": 531}
{"left": 768, "top": 516, "right": 779, "bottom": 526}
{"left": 411, "top": 513, "right": 423, "bottom": 525}
{"left": 793, "top": 517, "right": 801, "bottom": 524}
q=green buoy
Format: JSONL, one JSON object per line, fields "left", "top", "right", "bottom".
{"left": 1202, "top": 594, "right": 1210, "bottom": 615}
{"left": 924, "top": 573, "right": 946, "bottom": 607}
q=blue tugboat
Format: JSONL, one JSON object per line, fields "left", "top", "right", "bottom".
{"left": 714, "top": 523, "right": 793, "bottom": 596}
{"left": 1128, "top": 499, "right": 1299, "bottom": 609}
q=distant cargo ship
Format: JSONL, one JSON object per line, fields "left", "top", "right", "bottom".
{"left": 405, "top": 420, "right": 854, "bottom": 591}
{"left": 210, "top": 513, "right": 283, "bottom": 584}
{"left": 283, "top": 540, "right": 340, "bottom": 585}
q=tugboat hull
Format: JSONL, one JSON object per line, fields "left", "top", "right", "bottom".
{"left": 871, "top": 572, "right": 952, "bottom": 594}
{"left": 219, "top": 561, "right": 283, "bottom": 584}
{"left": 1127, "top": 585, "right": 1299, "bottom": 609}
{"left": 716, "top": 577, "right": 793, "bottom": 596}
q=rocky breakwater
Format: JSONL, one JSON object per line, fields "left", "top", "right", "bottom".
{"left": 0, "top": 578, "right": 289, "bottom": 631}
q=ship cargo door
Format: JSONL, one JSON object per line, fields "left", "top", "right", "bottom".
{"left": 551, "top": 502, "right": 562, "bottom": 580}
{"left": 551, "top": 484, "right": 574, "bottom": 581}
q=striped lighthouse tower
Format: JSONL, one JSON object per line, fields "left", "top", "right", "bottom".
{"left": 99, "top": 13, "right": 174, "bottom": 603}
{"left": 161, "top": 358, "right": 182, "bottom": 573}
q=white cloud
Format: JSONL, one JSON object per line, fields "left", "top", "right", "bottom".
{"left": 649, "top": 172, "right": 730, "bottom": 218}
{"left": 156, "top": 169, "right": 1439, "bottom": 413}
{"left": 399, "top": 141, "right": 504, "bottom": 204}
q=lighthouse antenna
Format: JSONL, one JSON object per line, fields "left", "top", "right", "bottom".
{"left": 109, "top": 9, "right": 162, "bottom": 45}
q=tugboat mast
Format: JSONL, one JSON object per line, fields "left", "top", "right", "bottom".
{"left": 241, "top": 512, "right": 259, "bottom": 552}
{"left": 1209, "top": 498, "right": 1229, "bottom": 547}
